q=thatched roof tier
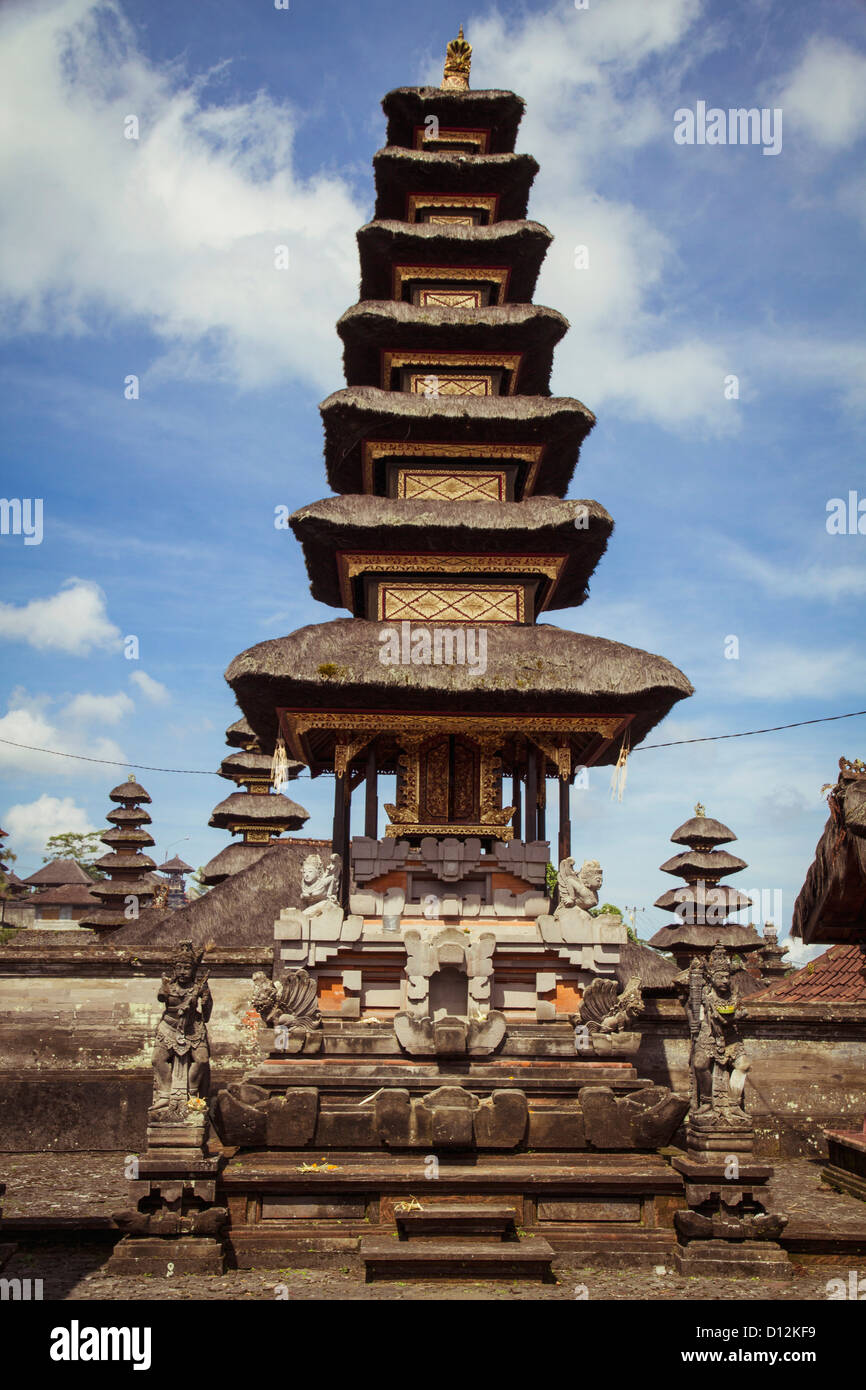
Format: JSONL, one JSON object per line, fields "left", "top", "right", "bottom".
{"left": 22, "top": 859, "right": 94, "bottom": 887}
{"left": 336, "top": 301, "right": 567, "bottom": 395}
{"left": 32, "top": 883, "right": 100, "bottom": 907}
{"left": 648, "top": 922, "right": 764, "bottom": 955}
{"left": 207, "top": 791, "right": 309, "bottom": 831}
{"left": 319, "top": 388, "right": 595, "bottom": 498}
{"left": 94, "top": 852, "right": 157, "bottom": 873}
{"left": 219, "top": 749, "right": 302, "bottom": 781}
{"left": 792, "top": 763, "right": 866, "bottom": 946}
{"left": 382, "top": 87, "right": 525, "bottom": 154}
{"left": 105, "top": 806, "right": 152, "bottom": 826}
{"left": 671, "top": 815, "right": 736, "bottom": 848}
{"left": 201, "top": 841, "right": 271, "bottom": 886}
{"left": 357, "top": 220, "right": 551, "bottom": 303}
{"left": 109, "top": 838, "right": 332, "bottom": 949}
{"left": 373, "top": 148, "right": 538, "bottom": 222}
{"left": 100, "top": 826, "right": 154, "bottom": 848}
{"left": 88, "top": 877, "right": 157, "bottom": 899}
{"left": 157, "top": 855, "right": 193, "bottom": 874}
{"left": 659, "top": 849, "right": 747, "bottom": 879}
{"left": 225, "top": 618, "right": 693, "bottom": 761}
{"left": 289, "top": 494, "right": 612, "bottom": 614}
{"left": 108, "top": 778, "right": 151, "bottom": 804}
{"left": 225, "top": 716, "right": 257, "bottom": 748}
{"left": 654, "top": 884, "right": 753, "bottom": 914}
{"left": 614, "top": 939, "right": 680, "bottom": 991}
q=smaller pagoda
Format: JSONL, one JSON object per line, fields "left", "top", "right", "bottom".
{"left": 201, "top": 716, "right": 309, "bottom": 886}
{"left": 156, "top": 855, "right": 193, "bottom": 909}
{"left": 81, "top": 776, "right": 157, "bottom": 931}
{"left": 649, "top": 804, "right": 762, "bottom": 968}
{"left": 758, "top": 922, "right": 790, "bottom": 982}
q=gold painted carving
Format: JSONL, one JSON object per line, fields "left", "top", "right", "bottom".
{"left": 333, "top": 732, "right": 375, "bottom": 777}
{"left": 418, "top": 288, "right": 482, "bottom": 308}
{"left": 407, "top": 194, "right": 498, "bottom": 223}
{"left": 379, "top": 583, "right": 523, "bottom": 624}
{"left": 394, "top": 264, "right": 510, "bottom": 304}
{"left": 383, "top": 350, "right": 521, "bottom": 393}
{"left": 528, "top": 735, "right": 573, "bottom": 781}
{"left": 338, "top": 550, "right": 565, "bottom": 610}
{"left": 415, "top": 128, "right": 489, "bottom": 154}
{"left": 397, "top": 469, "right": 505, "bottom": 501}
{"left": 442, "top": 25, "right": 472, "bottom": 90}
{"left": 362, "top": 440, "right": 542, "bottom": 496}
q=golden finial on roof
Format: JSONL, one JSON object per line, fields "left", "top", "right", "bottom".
{"left": 442, "top": 25, "right": 472, "bottom": 90}
{"left": 694, "top": 802, "right": 706, "bottom": 817}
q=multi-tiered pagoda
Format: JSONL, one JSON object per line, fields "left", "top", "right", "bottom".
{"left": 226, "top": 30, "right": 692, "bottom": 882}
{"left": 81, "top": 777, "right": 157, "bottom": 931}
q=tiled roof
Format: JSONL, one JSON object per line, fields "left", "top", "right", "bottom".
{"left": 33, "top": 884, "right": 101, "bottom": 907}
{"left": 751, "top": 943, "right": 866, "bottom": 1003}
{"left": 23, "top": 859, "right": 94, "bottom": 887}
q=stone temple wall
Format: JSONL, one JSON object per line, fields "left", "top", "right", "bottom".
{"left": 0, "top": 953, "right": 864, "bottom": 1155}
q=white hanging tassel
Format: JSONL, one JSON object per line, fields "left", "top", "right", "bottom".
{"left": 270, "top": 736, "right": 289, "bottom": 793}
{"left": 610, "top": 734, "right": 630, "bottom": 802}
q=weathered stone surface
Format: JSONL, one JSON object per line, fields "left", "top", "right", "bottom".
{"left": 265, "top": 1089, "right": 318, "bottom": 1148}
{"left": 527, "top": 1106, "right": 587, "bottom": 1150}
{"left": 474, "top": 1090, "right": 528, "bottom": 1148}
{"left": 212, "top": 1083, "right": 268, "bottom": 1147}
{"left": 579, "top": 1085, "right": 688, "bottom": 1150}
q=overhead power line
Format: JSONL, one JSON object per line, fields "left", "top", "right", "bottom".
{"left": 0, "top": 707, "right": 864, "bottom": 775}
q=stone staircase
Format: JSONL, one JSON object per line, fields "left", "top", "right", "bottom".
{"left": 360, "top": 1203, "right": 556, "bottom": 1282}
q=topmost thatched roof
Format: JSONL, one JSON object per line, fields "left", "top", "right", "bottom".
{"left": 382, "top": 87, "right": 525, "bottom": 154}
{"left": 108, "top": 777, "right": 151, "bottom": 804}
{"left": 671, "top": 815, "right": 736, "bottom": 848}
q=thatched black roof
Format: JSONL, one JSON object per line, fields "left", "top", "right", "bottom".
{"left": 613, "top": 939, "right": 680, "bottom": 991}
{"left": 225, "top": 716, "right": 256, "bottom": 748}
{"left": 382, "top": 87, "right": 525, "bottom": 154}
{"left": 337, "top": 300, "right": 567, "bottom": 396}
{"left": 108, "top": 778, "right": 151, "bottom": 804}
{"left": 201, "top": 841, "right": 270, "bottom": 886}
{"left": 106, "top": 806, "right": 152, "bottom": 826}
{"left": 659, "top": 849, "right": 747, "bottom": 878}
{"left": 671, "top": 815, "right": 736, "bottom": 847}
{"left": 109, "top": 838, "right": 331, "bottom": 949}
{"left": 648, "top": 922, "right": 763, "bottom": 954}
{"left": 289, "top": 494, "right": 612, "bottom": 614}
{"left": 208, "top": 791, "right": 309, "bottom": 831}
{"left": 373, "top": 148, "right": 538, "bottom": 223}
{"left": 792, "top": 765, "right": 866, "bottom": 946}
{"left": 357, "top": 220, "right": 551, "bottom": 303}
{"left": 654, "top": 884, "right": 752, "bottom": 914}
{"left": 225, "top": 617, "right": 693, "bottom": 758}
{"left": 319, "top": 387, "right": 595, "bottom": 497}
{"left": 94, "top": 852, "right": 156, "bottom": 873}
{"left": 23, "top": 859, "right": 94, "bottom": 887}
{"left": 157, "top": 855, "right": 193, "bottom": 874}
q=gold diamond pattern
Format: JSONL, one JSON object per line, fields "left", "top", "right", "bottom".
{"left": 398, "top": 469, "right": 504, "bottom": 502}
{"left": 408, "top": 373, "right": 493, "bottom": 396}
{"left": 418, "top": 288, "right": 482, "bottom": 308}
{"left": 379, "top": 584, "right": 523, "bottom": 623}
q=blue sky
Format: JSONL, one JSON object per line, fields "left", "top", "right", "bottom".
{"left": 1, "top": 0, "right": 864, "bottom": 958}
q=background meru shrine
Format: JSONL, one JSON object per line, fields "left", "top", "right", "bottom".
{"left": 1, "top": 29, "right": 865, "bottom": 1285}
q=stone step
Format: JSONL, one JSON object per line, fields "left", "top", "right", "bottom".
{"left": 396, "top": 1203, "right": 517, "bottom": 1240}
{"left": 360, "top": 1235, "right": 555, "bottom": 1282}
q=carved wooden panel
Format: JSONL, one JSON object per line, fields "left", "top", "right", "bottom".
{"left": 396, "top": 468, "right": 506, "bottom": 501}
{"left": 378, "top": 583, "right": 523, "bottom": 623}
{"left": 418, "top": 735, "right": 481, "bottom": 825}
{"left": 417, "top": 287, "right": 483, "bottom": 308}
{"left": 407, "top": 372, "right": 494, "bottom": 396}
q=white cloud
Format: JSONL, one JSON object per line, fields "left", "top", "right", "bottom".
{"left": 775, "top": 37, "right": 866, "bottom": 148}
{"left": 64, "top": 691, "right": 134, "bottom": 723}
{"left": 706, "top": 641, "right": 866, "bottom": 701}
{"left": 0, "top": 689, "right": 127, "bottom": 777}
{"left": 0, "top": 0, "right": 365, "bottom": 391}
{"left": 0, "top": 579, "right": 121, "bottom": 654}
{"left": 723, "top": 543, "right": 866, "bottom": 602}
{"left": 3, "top": 794, "right": 95, "bottom": 853}
{"left": 130, "top": 671, "right": 170, "bottom": 705}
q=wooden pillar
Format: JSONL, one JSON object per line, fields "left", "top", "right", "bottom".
{"left": 525, "top": 746, "right": 538, "bottom": 843}
{"left": 537, "top": 772, "right": 546, "bottom": 842}
{"left": 511, "top": 768, "right": 522, "bottom": 840}
{"left": 558, "top": 776, "right": 571, "bottom": 864}
{"left": 364, "top": 745, "right": 378, "bottom": 840}
{"left": 332, "top": 772, "right": 348, "bottom": 906}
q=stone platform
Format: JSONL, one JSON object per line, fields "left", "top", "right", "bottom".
{"left": 218, "top": 1149, "right": 684, "bottom": 1269}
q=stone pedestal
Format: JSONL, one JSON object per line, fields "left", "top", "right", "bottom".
{"left": 107, "top": 1129, "right": 227, "bottom": 1277}
{"left": 672, "top": 1126, "right": 789, "bottom": 1275}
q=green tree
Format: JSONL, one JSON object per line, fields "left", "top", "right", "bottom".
{"left": 42, "top": 831, "right": 105, "bottom": 880}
